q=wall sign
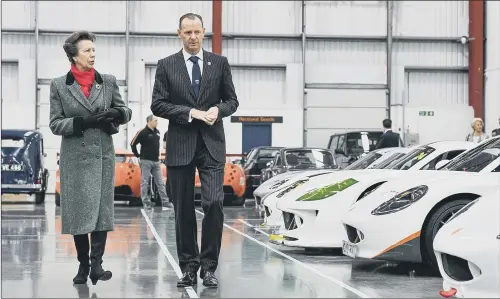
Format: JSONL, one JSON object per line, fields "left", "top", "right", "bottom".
{"left": 231, "top": 116, "right": 283, "bottom": 123}
{"left": 419, "top": 111, "right": 435, "bottom": 116}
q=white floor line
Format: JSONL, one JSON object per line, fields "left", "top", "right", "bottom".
{"left": 238, "top": 219, "right": 270, "bottom": 236}
{"left": 141, "top": 209, "right": 199, "bottom": 299}
{"left": 196, "top": 209, "right": 370, "bottom": 298}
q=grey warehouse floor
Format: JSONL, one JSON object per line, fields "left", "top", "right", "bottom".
{"left": 2, "top": 195, "right": 444, "bottom": 298}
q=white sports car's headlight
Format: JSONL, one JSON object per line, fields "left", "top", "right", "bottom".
{"left": 371, "top": 185, "right": 428, "bottom": 215}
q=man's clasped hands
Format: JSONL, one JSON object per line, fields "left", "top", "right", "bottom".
{"left": 191, "top": 106, "right": 219, "bottom": 126}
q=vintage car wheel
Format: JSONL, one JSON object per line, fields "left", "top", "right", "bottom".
{"left": 55, "top": 192, "right": 61, "bottom": 206}
{"left": 225, "top": 196, "right": 245, "bottom": 207}
{"left": 422, "top": 199, "right": 472, "bottom": 267}
{"left": 35, "top": 191, "right": 45, "bottom": 204}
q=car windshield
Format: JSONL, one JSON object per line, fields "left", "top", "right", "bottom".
{"left": 1, "top": 138, "right": 25, "bottom": 156}
{"left": 443, "top": 138, "right": 500, "bottom": 172}
{"left": 345, "top": 132, "right": 383, "bottom": 155}
{"left": 371, "top": 152, "right": 407, "bottom": 169}
{"left": 284, "top": 149, "right": 335, "bottom": 169}
{"left": 390, "top": 146, "right": 436, "bottom": 170}
{"left": 344, "top": 151, "right": 382, "bottom": 170}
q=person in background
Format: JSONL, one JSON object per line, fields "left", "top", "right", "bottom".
{"left": 49, "top": 30, "right": 132, "bottom": 285}
{"left": 491, "top": 117, "right": 500, "bottom": 137}
{"left": 130, "top": 115, "right": 173, "bottom": 210}
{"left": 375, "top": 119, "right": 400, "bottom": 149}
{"left": 466, "top": 117, "right": 489, "bottom": 143}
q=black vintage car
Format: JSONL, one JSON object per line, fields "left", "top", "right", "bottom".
{"left": 1, "top": 130, "right": 49, "bottom": 204}
{"left": 260, "top": 147, "right": 337, "bottom": 182}
{"left": 241, "top": 146, "right": 283, "bottom": 197}
{"left": 327, "top": 131, "right": 403, "bottom": 168}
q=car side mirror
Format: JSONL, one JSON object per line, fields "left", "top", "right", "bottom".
{"left": 435, "top": 160, "right": 450, "bottom": 170}
{"left": 334, "top": 149, "right": 345, "bottom": 155}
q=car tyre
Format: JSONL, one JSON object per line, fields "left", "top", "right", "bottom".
{"left": 55, "top": 192, "right": 61, "bottom": 206}
{"left": 422, "top": 199, "right": 472, "bottom": 268}
{"left": 35, "top": 192, "right": 45, "bottom": 204}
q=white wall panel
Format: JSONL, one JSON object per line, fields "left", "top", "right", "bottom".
{"left": 141, "top": 66, "right": 169, "bottom": 136}
{"left": 232, "top": 69, "right": 286, "bottom": 110}
{"left": 1, "top": 63, "right": 20, "bottom": 130}
{"left": 305, "top": 89, "right": 387, "bottom": 147}
{"left": 306, "top": 89, "right": 387, "bottom": 108}
{"left": 393, "top": 42, "right": 468, "bottom": 67}
{"left": 38, "top": 35, "right": 126, "bottom": 80}
{"left": 130, "top": 37, "right": 212, "bottom": 64}
{"left": 1, "top": 1, "right": 36, "bottom": 29}
{"left": 223, "top": 1, "right": 301, "bottom": 34}
{"left": 305, "top": 1, "right": 386, "bottom": 36}
{"left": 223, "top": 40, "right": 302, "bottom": 65}
{"left": 1, "top": 34, "right": 36, "bottom": 60}
{"left": 406, "top": 72, "right": 468, "bottom": 106}
{"left": 485, "top": 0, "right": 500, "bottom": 134}
{"left": 306, "top": 41, "right": 386, "bottom": 65}
{"left": 38, "top": 1, "right": 126, "bottom": 32}
{"left": 130, "top": 1, "right": 213, "bottom": 32}
{"left": 393, "top": 1, "right": 468, "bottom": 37}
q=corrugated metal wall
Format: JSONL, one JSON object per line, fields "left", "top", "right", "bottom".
{"left": 1, "top": 63, "right": 20, "bottom": 129}
{"left": 1, "top": 0, "right": 474, "bottom": 177}
{"left": 302, "top": 1, "right": 470, "bottom": 147}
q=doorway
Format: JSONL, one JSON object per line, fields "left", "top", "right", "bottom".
{"left": 242, "top": 123, "right": 272, "bottom": 154}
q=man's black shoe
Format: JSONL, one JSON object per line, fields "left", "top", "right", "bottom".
{"left": 202, "top": 271, "right": 218, "bottom": 288}
{"left": 177, "top": 272, "right": 197, "bottom": 287}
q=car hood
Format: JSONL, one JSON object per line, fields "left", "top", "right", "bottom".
{"left": 273, "top": 169, "right": 461, "bottom": 205}
{"left": 349, "top": 172, "right": 500, "bottom": 212}
{"left": 255, "top": 169, "right": 335, "bottom": 196}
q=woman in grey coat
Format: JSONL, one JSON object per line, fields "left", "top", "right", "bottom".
{"left": 49, "top": 31, "right": 132, "bottom": 285}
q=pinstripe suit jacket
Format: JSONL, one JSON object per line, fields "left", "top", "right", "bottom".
{"left": 151, "top": 49, "right": 239, "bottom": 166}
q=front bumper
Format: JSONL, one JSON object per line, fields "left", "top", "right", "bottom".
{"left": 1, "top": 184, "right": 43, "bottom": 194}
{"left": 341, "top": 204, "right": 423, "bottom": 263}
{"left": 262, "top": 195, "right": 282, "bottom": 227}
{"left": 275, "top": 207, "right": 346, "bottom": 248}
{"left": 434, "top": 231, "right": 500, "bottom": 298}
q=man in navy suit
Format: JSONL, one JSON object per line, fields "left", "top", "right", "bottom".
{"left": 375, "top": 119, "right": 400, "bottom": 149}
{"left": 151, "top": 13, "right": 239, "bottom": 288}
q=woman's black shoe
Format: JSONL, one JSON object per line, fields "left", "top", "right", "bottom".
{"left": 73, "top": 264, "right": 90, "bottom": 284}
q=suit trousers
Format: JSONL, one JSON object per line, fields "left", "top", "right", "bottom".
{"left": 167, "top": 132, "right": 225, "bottom": 273}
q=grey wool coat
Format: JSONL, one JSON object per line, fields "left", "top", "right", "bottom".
{"left": 49, "top": 69, "right": 132, "bottom": 235}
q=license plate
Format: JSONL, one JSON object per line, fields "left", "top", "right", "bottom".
{"left": 342, "top": 241, "right": 357, "bottom": 258}
{"left": 1, "top": 164, "right": 23, "bottom": 171}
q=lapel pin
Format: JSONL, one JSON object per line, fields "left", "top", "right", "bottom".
{"left": 208, "top": 61, "right": 211, "bottom": 66}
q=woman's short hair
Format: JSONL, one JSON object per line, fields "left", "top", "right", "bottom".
{"left": 63, "top": 31, "right": 96, "bottom": 64}
{"left": 472, "top": 117, "right": 484, "bottom": 128}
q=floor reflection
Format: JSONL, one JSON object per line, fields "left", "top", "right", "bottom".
{"left": 2, "top": 196, "right": 444, "bottom": 298}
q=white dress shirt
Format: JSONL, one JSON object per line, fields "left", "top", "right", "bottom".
{"left": 183, "top": 48, "right": 203, "bottom": 122}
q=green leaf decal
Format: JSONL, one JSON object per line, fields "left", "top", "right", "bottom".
{"left": 296, "top": 178, "right": 359, "bottom": 201}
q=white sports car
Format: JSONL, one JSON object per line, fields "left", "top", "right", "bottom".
{"left": 434, "top": 190, "right": 500, "bottom": 298}
{"left": 260, "top": 147, "right": 411, "bottom": 227}
{"left": 254, "top": 147, "right": 409, "bottom": 205}
{"left": 269, "top": 140, "right": 475, "bottom": 247}
{"left": 341, "top": 137, "right": 500, "bottom": 268}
